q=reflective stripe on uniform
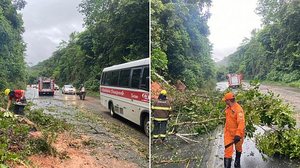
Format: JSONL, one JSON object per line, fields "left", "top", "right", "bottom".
{"left": 151, "top": 106, "right": 172, "bottom": 111}
{"left": 153, "top": 135, "right": 159, "bottom": 138}
{"left": 159, "top": 134, "right": 166, "bottom": 138}
{"left": 153, "top": 118, "right": 168, "bottom": 121}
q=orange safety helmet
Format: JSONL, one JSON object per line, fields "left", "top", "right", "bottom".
{"left": 222, "top": 92, "right": 235, "bottom": 101}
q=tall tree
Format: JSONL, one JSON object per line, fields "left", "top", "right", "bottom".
{"left": 226, "top": 0, "right": 300, "bottom": 83}
{"left": 29, "top": 0, "right": 149, "bottom": 91}
{"left": 0, "top": 0, "right": 26, "bottom": 89}
{"left": 151, "top": 0, "right": 215, "bottom": 89}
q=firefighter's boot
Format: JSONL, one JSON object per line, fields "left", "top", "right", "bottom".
{"left": 224, "top": 158, "right": 232, "bottom": 168}
{"left": 234, "top": 151, "right": 241, "bottom": 168}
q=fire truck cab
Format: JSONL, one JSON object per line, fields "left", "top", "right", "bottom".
{"left": 38, "top": 77, "right": 55, "bottom": 96}
{"left": 226, "top": 74, "right": 242, "bottom": 89}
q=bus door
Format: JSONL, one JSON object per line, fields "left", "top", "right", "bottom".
{"left": 129, "top": 67, "right": 143, "bottom": 123}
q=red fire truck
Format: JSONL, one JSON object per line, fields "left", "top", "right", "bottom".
{"left": 226, "top": 74, "right": 242, "bottom": 88}
{"left": 38, "top": 77, "right": 55, "bottom": 96}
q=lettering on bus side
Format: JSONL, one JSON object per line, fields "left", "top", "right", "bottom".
{"left": 111, "top": 89, "right": 125, "bottom": 96}
{"left": 131, "top": 93, "right": 139, "bottom": 99}
{"left": 101, "top": 88, "right": 111, "bottom": 93}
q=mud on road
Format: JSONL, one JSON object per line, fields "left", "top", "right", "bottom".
{"left": 26, "top": 88, "right": 149, "bottom": 168}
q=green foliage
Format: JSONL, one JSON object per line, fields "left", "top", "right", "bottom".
{"left": 168, "top": 80, "right": 298, "bottom": 158}
{"left": 226, "top": 0, "right": 300, "bottom": 84}
{"left": 151, "top": 48, "right": 168, "bottom": 75}
{"left": 233, "top": 82, "right": 298, "bottom": 158}
{"left": 26, "top": 109, "right": 71, "bottom": 132}
{"left": 0, "top": 0, "right": 27, "bottom": 90}
{"left": 256, "top": 129, "right": 300, "bottom": 159}
{"left": 0, "top": 96, "right": 70, "bottom": 166}
{"left": 168, "top": 88, "right": 225, "bottom": 134}
{"left": 216, "top": 65, "right": 229, "bottom": 82}
{"left": 28, "top": 0, "right": 149, "bottom": 91}
{"left": 151, "top": 0, "right": 216, "bottom": 89}
{"left": 235, "top": 81, "right": 296, "bottom": 137}
{"left": 27, "top": 132, "right": 57, "bottom": 156}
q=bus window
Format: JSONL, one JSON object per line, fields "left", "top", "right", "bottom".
{"left": 111, "top": 70, "right": 119, "bottom": 86}
{"left": 101, "top": 72, "right": 106, "bottom": 85}
{"left": 119, "top": 69, "right": 131, "bottom": 87}
{"left": 140, "top": 67, "right": 149, "bottom": 91}
{"left": 131, "top": 68, "right": 142, "bottom": 89}
{"left": 104, "top": 71, "right": 113, "bottom": 85}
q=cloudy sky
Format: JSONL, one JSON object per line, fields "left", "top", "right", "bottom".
{"left": 21, "top": 0, "right": 84, "bottom": 66}
{"left": 21, "top": 0, "right": 261, "bottom": 65}
{"left": 208, "top": 0, "right": 262, "bottom": 62}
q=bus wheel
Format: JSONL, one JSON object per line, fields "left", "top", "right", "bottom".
{"left": 143, "top": 115, "right": 149, "bottom": 137}
{"left": 109, "top": 104, "right": 116, "bottom": 118}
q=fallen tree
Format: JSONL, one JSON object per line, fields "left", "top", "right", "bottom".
{"left": 166, "top": 81, "right": 299, "bottom": 159}
{"left": 0, "top": 95, "right": 70, "bottom": 166}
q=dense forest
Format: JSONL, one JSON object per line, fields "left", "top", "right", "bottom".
{"left": 28, "top": 0, "right": 149, "bottom": 91}
{"left": 0, "top": 0, "right": 27, "bottom": 90}
{"left": 151, "top": 0, "right": 216, "bottom": 89}
{"left": 224, "top": 0, "right": 300, "bottom": 85}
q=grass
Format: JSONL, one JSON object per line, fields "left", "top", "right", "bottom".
{"left": 262, "top": 80, "right": 300, "bottom": 88}
{"left": 86, "top": 90, "right": 100, "bottom": 98}
{"left": 0, "top": 96, "right": 72, "bottom": 167}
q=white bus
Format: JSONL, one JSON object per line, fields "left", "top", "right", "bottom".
{"left": 100, "top": 58, "right": 150, "bottom": 136}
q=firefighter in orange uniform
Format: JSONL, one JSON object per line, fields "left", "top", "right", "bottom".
{"left": 223, "top": 92, "right": 245, "bottom": 168}
{"left": 152, "top": 90, "right": 172, "bottom": 141}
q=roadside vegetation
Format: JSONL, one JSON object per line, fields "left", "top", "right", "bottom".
{"left": 0, "top": 94, "right": 71, "bottom": 167}
{"left": 27, "top": 0, "right": 149, "bottom": 91}
{"left": 222, "top": 0, "right": 300, "bottom": 85}
{"left": 0, "top": 0, "right": 27, "bottom": 90}
{"left": 151, "top": 0, "right": 300, "bottom": 166}
{"left": 156, "top": 80, "right": 300, "bottom": 165}
{"left": 261, "top": 80, "right": 300, "bottom": 89}
{"left": 151, "top": 0, "right": 216, "bottom": 89}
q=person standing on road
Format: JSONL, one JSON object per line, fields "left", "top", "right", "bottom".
{"left": 222, "top": 92, "right": 245, "bottom": 168}
{"left": 152, "top": 90, "right": 172, "bottom": 141}
{"left": 4, "top": 89, "right": 27, "bottom": 114}
{"left": 78, "top": 84, "right": 86, "bottom": 100}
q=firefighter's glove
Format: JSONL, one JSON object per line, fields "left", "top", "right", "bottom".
{"left": 234, "top": 136, "right": 241, "bottom": 144}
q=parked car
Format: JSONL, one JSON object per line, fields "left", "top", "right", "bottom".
{"left": 54, "top": 84, "right": 60, "bottom": 90}
{"left": 62, "top": 85, "right": 76, "bottom": 94}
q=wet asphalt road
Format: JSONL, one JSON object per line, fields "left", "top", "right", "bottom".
{"left": 25, "top": 87, "right": 149, "bottom": 167}
{"left": 26, "top": 87, "right": 147, "bottom": 142}
{"left": 206, "top": 82, "right": 300, "bottom": 168}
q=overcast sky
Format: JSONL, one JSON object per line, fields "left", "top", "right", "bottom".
{"left": 21, "top": 0, "right": 84, "bottom": 66}
{"left": 208, "top": 0, "right": 262, "bottom": 62}
{"left": 21, "top": 0, "right": 261, "bottom": 65}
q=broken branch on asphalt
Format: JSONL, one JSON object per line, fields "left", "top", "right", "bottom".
{"left": 173, "top": 117, "right": 225, "bottom": 126}
{"left": 88, "top": 124, "right": 106, "bottom": 135}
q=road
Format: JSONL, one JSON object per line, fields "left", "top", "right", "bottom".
{"left": 25, "top": 87, "right": 149, "bottom": 168}
{"left": 204, "top": 82, "right": 300, "bottom": 168}
{"left": 260, "top": 84, "right": 300, "bottom": 128}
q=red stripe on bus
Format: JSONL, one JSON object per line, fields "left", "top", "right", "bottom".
{"left": 100, "top": 87, "right": 149, "bottom": 103}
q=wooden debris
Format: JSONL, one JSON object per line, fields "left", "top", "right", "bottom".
{"left": 173, "top": 117, "right": 225, "bottom": 126}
